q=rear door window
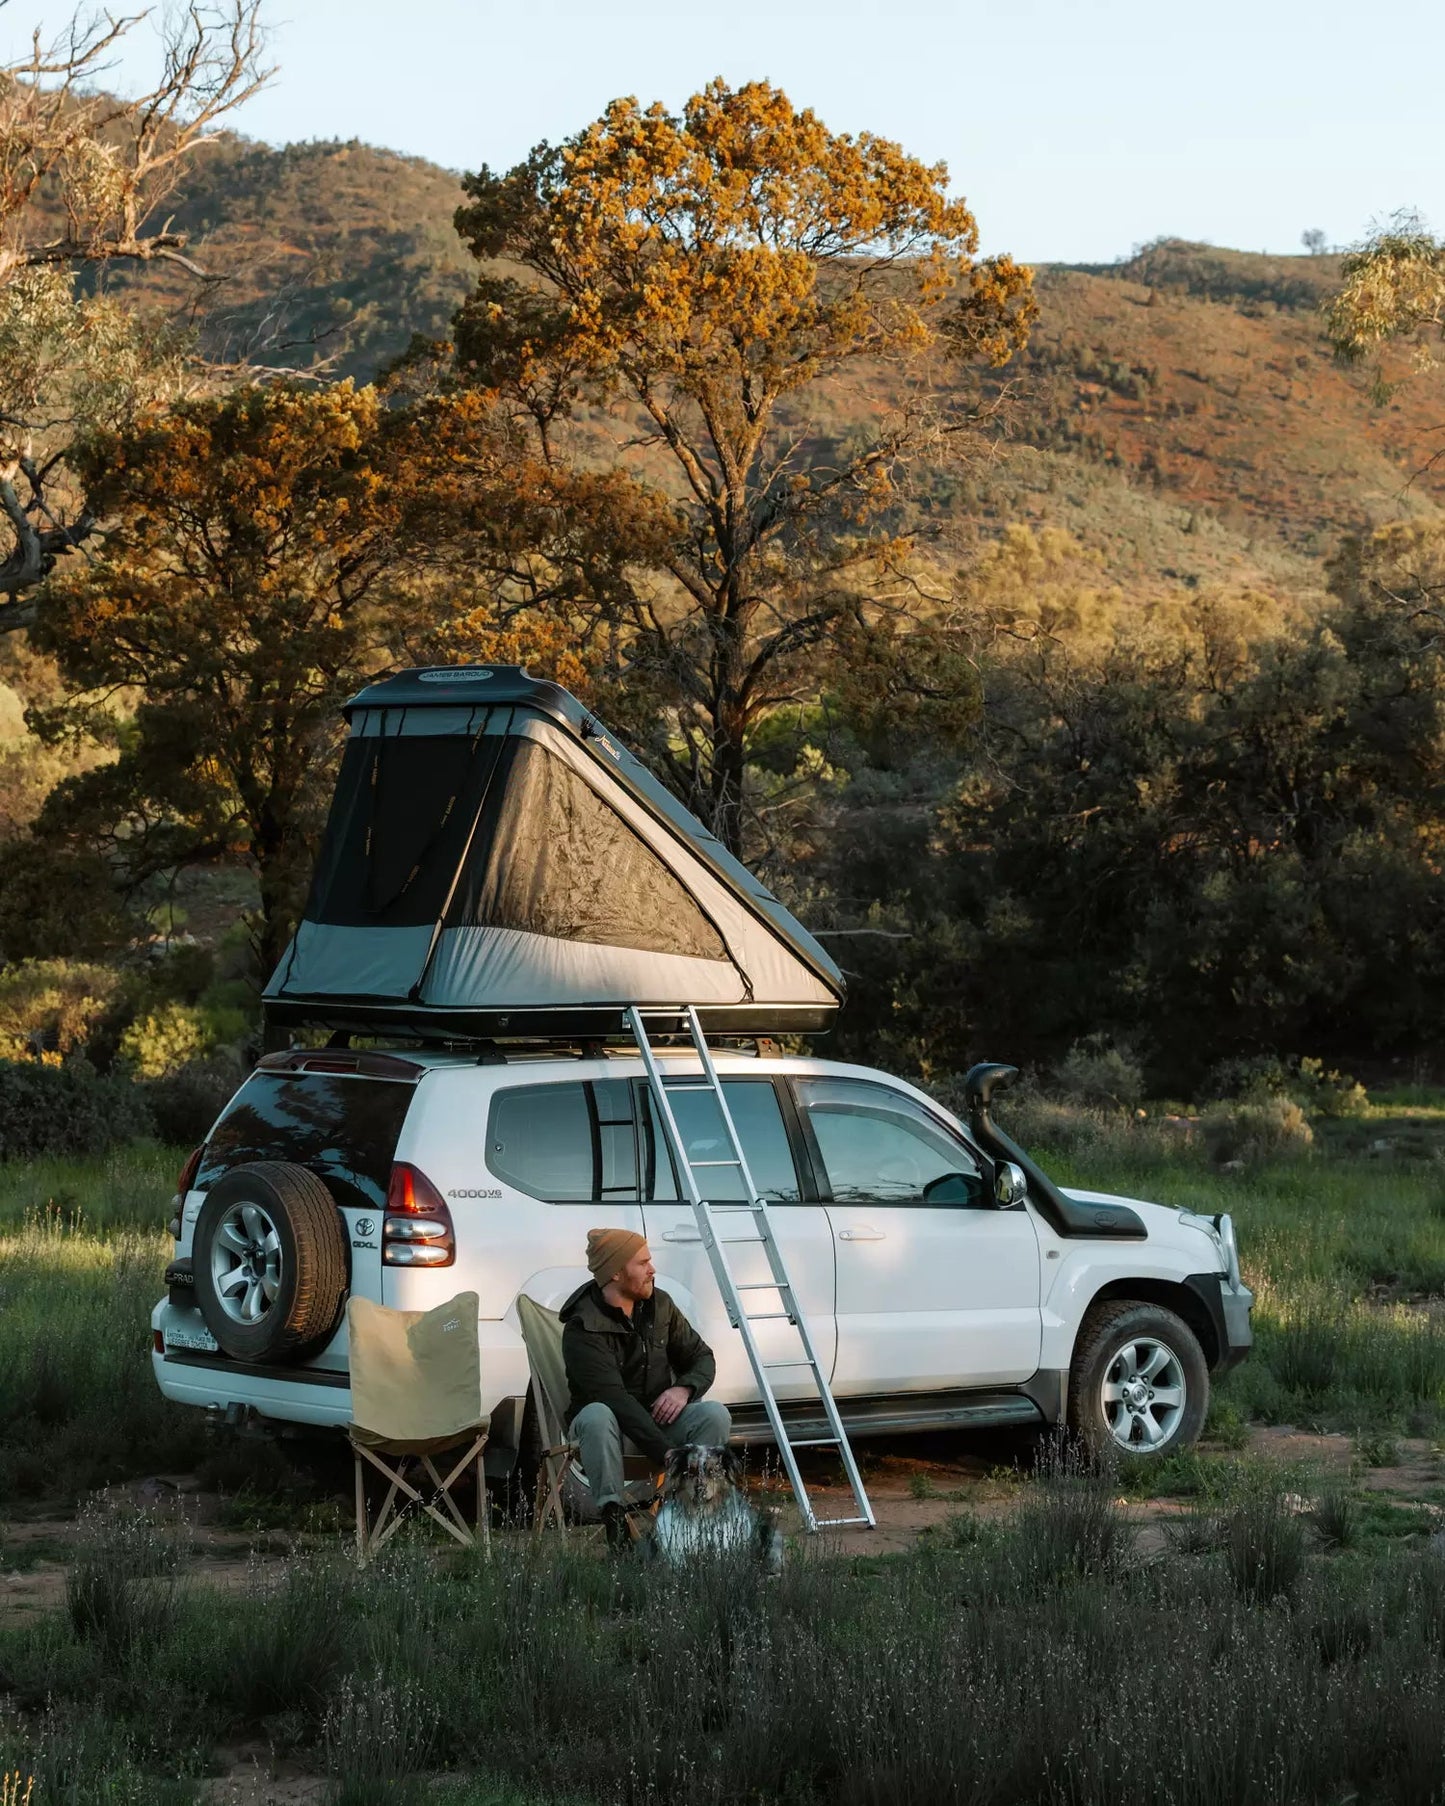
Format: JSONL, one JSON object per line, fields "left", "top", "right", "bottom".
{"left": 486, "top": 1075, "right": 802, "bottom": 1203}
{"left": 197, "top": 1072, "right": 415, "bottom": 1213}
{"left": 648, "top": 1080, "right": 802, "bottom": 1202}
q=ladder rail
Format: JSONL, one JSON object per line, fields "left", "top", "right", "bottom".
{"left": 624, "top": 1005, "right": 875, "bottom": 1533}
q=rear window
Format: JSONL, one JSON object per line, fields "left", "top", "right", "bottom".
{"left": 197, "top": 1072, "right": 415, "bottom": 1212}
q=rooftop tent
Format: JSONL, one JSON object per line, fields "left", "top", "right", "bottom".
{"left": 264, "top": 667, "right": 845, "bottom": 1039}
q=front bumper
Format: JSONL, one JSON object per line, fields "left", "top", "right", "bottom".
{"left": 1183, "top": 1271, "right": 1255, "bottom": 1376}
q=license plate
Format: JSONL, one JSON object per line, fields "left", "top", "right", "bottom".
{"left": 166, "top": 1327, "right": 219, "bottom": 1353}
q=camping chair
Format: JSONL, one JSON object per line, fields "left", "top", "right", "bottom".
{"left": 516, "top": 1294, "right": 578, "bottom": 1536}
{"left": 515, "top": 1294, "right": 662, "bottom": 1541}
{"left": 347, "top": 1290, "right": 490, "bottom": 1565}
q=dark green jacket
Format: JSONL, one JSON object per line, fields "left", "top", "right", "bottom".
{"left": 560, "top": 1281, "right": 715, "bottom": 1465}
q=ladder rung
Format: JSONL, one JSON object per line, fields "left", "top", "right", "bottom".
{"left": 624, "top": 1002, "right": 872, "bottom": 1537}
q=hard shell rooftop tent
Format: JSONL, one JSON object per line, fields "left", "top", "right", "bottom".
{"left": 264, "top": 667, "right": 845, "bottom": 1040}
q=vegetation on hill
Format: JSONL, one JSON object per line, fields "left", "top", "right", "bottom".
{"left": 1, "top": 43, "right": 1444, "bottom": 1097}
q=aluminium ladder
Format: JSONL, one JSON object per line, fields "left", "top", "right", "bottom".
{"left": 624, "top": 1005, "right": 875, "bottom": 1534}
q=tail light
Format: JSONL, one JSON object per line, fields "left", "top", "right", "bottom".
{"left": 169, "top": 1145, "right": 205, "bottom": 1240}
{"left": 383, "top": 1162, "right": 455, "bottom": 1267}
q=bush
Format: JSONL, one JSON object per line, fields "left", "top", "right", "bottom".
{"left": 0, "top": 958, "right": 122, "bottom": 1061}
{"left": 142, "top": 1057, "right": 242, "bottom": 1145}
{"left": 119, "top": 999, "right": 252, "bottom": 1079}
{"left": 1202, "top": 1095, "right": 1314, "bottom": 1165}
{"left": 1054, "top": 1036, "right": 1145, "bottom": 1111}
{"left": 1295, "top": 1056, "right": 1370, "bottom": 1118}
{"left": 1224, "top": 1487, "right": 1307, "bottom": 1604}
{"left": 0, "top": 1058, "right": 153, "bottom": 1160}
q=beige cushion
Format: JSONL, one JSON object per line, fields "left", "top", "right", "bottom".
{"left": 348, "top": 1291, "right": 487, "bottom": 1456}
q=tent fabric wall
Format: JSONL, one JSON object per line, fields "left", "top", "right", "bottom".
{"left": 265, "top": 667, "right": 844, "bottom": 1033}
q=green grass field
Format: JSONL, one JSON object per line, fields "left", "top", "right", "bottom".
{"left": 2, "top": 1123, "right": 1445, "bottom": 1801}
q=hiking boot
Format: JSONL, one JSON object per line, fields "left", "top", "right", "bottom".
{"left": 601, "top": 1500, "right": 631, "bottom": 1554}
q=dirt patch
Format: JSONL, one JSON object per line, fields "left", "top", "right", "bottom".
{"left": 3, "top": 1424, "right": 1441, "bottom": 1615}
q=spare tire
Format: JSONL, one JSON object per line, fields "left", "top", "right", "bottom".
{"left": 193, "top": 1162, "right": 349, "bottom": 1364}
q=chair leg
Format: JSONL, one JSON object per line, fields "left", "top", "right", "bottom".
{"left": 532, "top": 1442, "right": 572, "bottom": 1537}
{"left": 354, "top": 1450, "right": 367, "bottom": 1565}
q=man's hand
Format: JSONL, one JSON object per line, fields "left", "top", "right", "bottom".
{"left": 650, "top": 1385, "right": 690, "bottom": 1426}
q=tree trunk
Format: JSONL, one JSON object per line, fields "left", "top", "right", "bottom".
{"left": 709, "top": 709, "right": 749, "bottom": 859}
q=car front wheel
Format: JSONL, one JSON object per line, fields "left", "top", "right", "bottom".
{"left": 1068, "top": 1300, "right": 1209, "bottom": 1457}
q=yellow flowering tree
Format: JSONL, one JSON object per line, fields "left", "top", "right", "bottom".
{"left": 454, "top": 79, "right": 1035, "bottom": 852}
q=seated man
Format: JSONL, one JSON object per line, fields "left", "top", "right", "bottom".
{"left": 561, "top": 1227, "right": 731, "bottom": 1549}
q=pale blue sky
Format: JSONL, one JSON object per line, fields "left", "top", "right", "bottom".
{"left": 8, "top": 0, "right": 1441, "bottom": 262}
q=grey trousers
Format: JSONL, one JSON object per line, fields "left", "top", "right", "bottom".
{"left": 570, "top": 1397, "right": 733, "bottom": 1511}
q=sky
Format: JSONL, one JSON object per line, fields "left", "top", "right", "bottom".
{"left": 6, "top": 0, "right": 1442, "bottom": 264}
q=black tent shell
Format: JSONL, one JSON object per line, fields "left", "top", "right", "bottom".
{"left": 264, "top": 666, "right": 845, "bottom": 1040}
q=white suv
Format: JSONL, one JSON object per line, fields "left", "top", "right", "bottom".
{"left": 152, "top": 1043, "right": 1252, "bottom": 1465}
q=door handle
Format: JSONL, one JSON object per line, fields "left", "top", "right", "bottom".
{"left": 838, "top": 1226, "right": 886, "bottom": 1242}
{"left": 662, "top": 1228, "right": 702, "bottom": 1243}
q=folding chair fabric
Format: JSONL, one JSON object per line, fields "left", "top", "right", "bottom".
{"left": 348, "top": 1290, "right": 488, "bottom": 1455}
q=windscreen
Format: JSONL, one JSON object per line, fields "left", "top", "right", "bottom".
{"left": 196, "top": 1072, "right": 415, "bottom": 1212}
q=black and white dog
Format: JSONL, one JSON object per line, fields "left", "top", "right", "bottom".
{"left": 644, "top": 1444, "right": 784, "bottom": 1571}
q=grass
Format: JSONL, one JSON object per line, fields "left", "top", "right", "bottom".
{"left": 1, "top": 1122, "right": 1444, "bottom": 1800}
{"left": 2, "top": 1479, "right": 1445, "bottom": 1805}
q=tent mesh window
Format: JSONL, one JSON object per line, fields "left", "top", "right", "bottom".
{"left": 451, "top": 739, "right": 727, "bottom": 960}
{"left": 305, "top": 731, "right": 506, "bottom": 929}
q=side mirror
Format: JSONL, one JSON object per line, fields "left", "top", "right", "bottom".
{"left": 994, "top": 1161, "right": 1028, "bottom": 1207}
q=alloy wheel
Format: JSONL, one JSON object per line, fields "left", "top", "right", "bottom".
{"left": 1100, "top": 1336, "right": 1186, "bottom": 1451}
{"left": 210, "top": 1199, "right": 283, "bottom": 1325}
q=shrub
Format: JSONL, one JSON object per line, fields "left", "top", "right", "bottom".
{"left": 1014, "top": 1436, "right": 1132, "bottom": 1586}
{"left": 1054, "top": 1036, "right": 1145, "bottom": 1111}
{"left": 1312, "top": 1483, "right": 1360, "bottom": 1549}
{"left": 0, "top": 1058, "right": 153, "bottom": 1160}
{"left": 66, "top": 1499, "right": 181, "bottom": 1661}
{"left": 1202, "top": 1095, "right": 1313, "bottom": 1165}
{"left": 1295, "top": 1056, "right": 1370, "bottom": 1118}
{"left": 142, "top": 1057, "right": 242, "bottom": 1145}
{"left": 1225, "top": 1487, "right": 1307, "bottom": 1604}
{"left": 117, "top": 1003, "right": 211, "bottom": 1078}
{"left": 0, "top": 958, "right": 122, "bottom": 1061}
{"left": 119, "top": 999, "right": 252, "bottom": 1079}
{"left": 1208, "top": 1053, "right": 1293, "bottom": 1101}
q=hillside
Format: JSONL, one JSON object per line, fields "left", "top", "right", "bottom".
{"left": 100, "top": 134, "right": 1445, "bottom": 603}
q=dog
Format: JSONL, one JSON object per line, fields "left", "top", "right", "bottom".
{"left": 643, "top": 1443, "right": 784, "bottom": 1572}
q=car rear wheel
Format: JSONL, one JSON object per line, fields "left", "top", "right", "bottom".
{"left": 1068, "top": 1300, "right": 1209, "bottom": 1457}
{"left": 192, "top": 1162, "right": 349, "bottom": 1364}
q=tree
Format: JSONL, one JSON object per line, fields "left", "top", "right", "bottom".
{"left": 0, "top": 2, "right": 271, "bottom": 625}
{"left": 453, "top": 79, "right": 1035, "bottom": 853}
{"left": 1301, "top": 228, "right": 1328, "bottom": 256}
{"left": 1325, "top": 212, "right": 1445, "bottom": 402}
{"left": 27, "top": 381, "right": 547, "bottom": 973}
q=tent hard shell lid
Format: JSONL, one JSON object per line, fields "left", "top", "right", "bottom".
{"left": 263, "top": 667, "right": 845, "bottom": 1040}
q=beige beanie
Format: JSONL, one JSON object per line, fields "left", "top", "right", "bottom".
{"left": 586, "top": 1226, "right": 646, "bottom": 1282}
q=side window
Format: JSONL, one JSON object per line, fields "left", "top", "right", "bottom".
{"left": 794, "top": 1077, "right": 986, "bottom": 1208}
{"left": 649, "top": 1079, "right": 802, "bottom": 1204}
{"left": 485, "top": 1075, "right": 804, "bottom": 1204}
{"left": 487, "top": 1082, "right": 596, "bottom": 1201}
